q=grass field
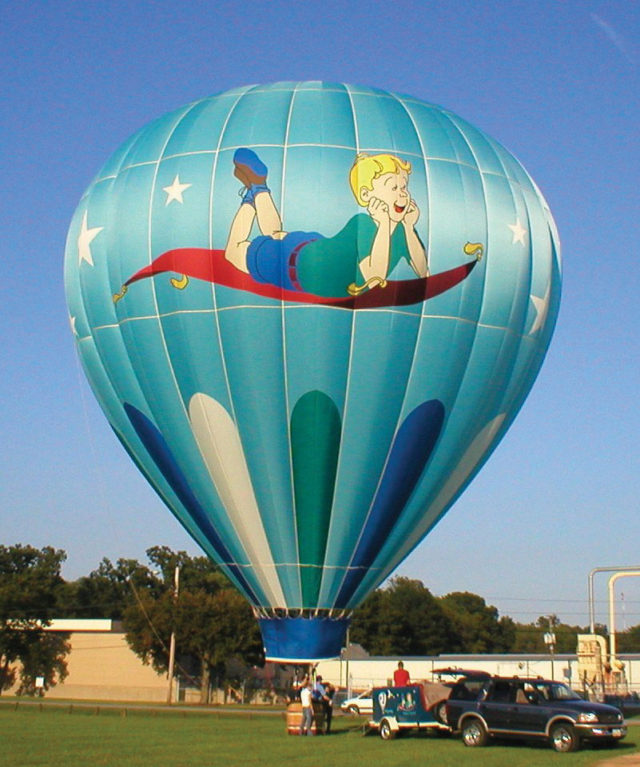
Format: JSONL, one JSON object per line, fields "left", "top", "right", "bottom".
{"left": 1, "top": 703, "right": 637, "bottom": 767}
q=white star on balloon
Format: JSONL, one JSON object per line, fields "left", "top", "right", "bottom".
{"left": 530, "top": 282, "right": 551, "bottom": 334}
{"left": 77, "top": 211, "right": 103, "bottom": 266}
{"left": 508, "top": 218, "right": 527, "bottom": 246}
{"left": 163, "top": 175, "right": 192, "bottom": 205}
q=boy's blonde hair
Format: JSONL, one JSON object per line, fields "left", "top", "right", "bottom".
{"left": 349, "top": 153, "right": 412, "bottom": 206}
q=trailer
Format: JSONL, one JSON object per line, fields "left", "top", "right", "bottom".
{"left": 366, "top": 683, "right": 452, "bottom": 740}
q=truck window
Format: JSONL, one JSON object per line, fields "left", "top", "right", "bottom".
{"left": 490, "top": 681, "right": 512, "bottom": 703}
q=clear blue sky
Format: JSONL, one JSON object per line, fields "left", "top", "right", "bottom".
{"left": 2, "top": 0, "right": 638, "bottom": 629}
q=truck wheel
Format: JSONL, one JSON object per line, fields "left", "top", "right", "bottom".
{"left": 379, "top": 718, "right": 396, "bottom": 740}
{"left": 461, "top": 718, "right": 488, "bottom": 747}
{"left": 348, "top": 704, "right": 360, "bottom": 715}
{"left": 434, "top": 701, "right": 448, "bottom": 724}
{"left": 550, "top": 723, "right": 580, "bottom": 752}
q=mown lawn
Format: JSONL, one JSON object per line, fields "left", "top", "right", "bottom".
{"left": 1, "top": 703, "right": 637, "bottom": 767}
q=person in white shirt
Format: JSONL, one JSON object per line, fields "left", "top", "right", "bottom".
{"left": 300, "top": 682, "right": 314, "bottom": 735}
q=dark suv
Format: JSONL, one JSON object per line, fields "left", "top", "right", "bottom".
{"left": 445, "top": 675, "right": 626, "bottom": 752}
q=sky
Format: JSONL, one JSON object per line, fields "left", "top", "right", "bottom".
{"left": 2, "top": 0, "right": 639, "bottom": 632}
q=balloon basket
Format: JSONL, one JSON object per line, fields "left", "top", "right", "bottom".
{"left": 286, "top": 702, "right": 326, "bottom": 735}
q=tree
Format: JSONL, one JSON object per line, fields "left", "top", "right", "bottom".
{"left": 616, "top": 625, "right": 640, "bottom": 653}
{"left": 351, "top": 577, "right": 458, "bottom": 655}
{"left": 123, "top": 547, "right": 263, "bottom": 703}
{"left": 62, "top": 557, "right": 154, "bottom": 620}
{"left": 0, "top": 544, "right": 70, "bottom": 694}
{"left": 439, "top": 591, "right": 516, "bottom": 653}
{"left": 509, "top": 616, "right": 606, "bottom": 654}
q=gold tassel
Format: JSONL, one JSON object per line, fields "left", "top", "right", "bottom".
{"left": 170, "top": 274, "right": 189, "bottom": 290}
{"left": 464, "top": 242, "right": 484, "bottom": 261}
{"left": 347, "top": 275, "right": 388, "bottom": 296}
{"left": 112, "top": 285, "right": 128, "bottom": 303}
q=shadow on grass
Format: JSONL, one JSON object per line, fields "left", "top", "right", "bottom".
{"left": 487, "top": 735, "right": 636, "bottom": 756}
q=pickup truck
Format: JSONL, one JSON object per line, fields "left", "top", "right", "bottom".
{"left": 445, "top": 674, "right": 627, "bottom": 753}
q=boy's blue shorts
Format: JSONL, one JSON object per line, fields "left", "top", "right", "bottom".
{"left": 247, "top": 231, "right": 323, "bottom": 291}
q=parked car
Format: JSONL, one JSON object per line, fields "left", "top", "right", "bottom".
{"left": 341, "top": 689, "right": 373, "bottom": 715}
{"left": 446, "top": 674, "right": 627, "bottom": 753}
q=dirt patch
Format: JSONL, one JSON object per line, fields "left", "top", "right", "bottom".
{"left": 595, "top": 753, "right": 640, "bottom": 767}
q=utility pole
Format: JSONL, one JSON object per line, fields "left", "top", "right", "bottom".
{"left": 167, "top": 564, "right": 180, "bottom": 704}
{"left": 345, "top": 628, "right": 350, "bottom": 697}
{"left": 543, "top": 618, "right": 556, "bottom": 681}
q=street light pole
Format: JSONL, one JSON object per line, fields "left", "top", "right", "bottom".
{"left": 167, "top": 564, "right": 180, "bottom": 704}
{"left": 544, "top": 625, "right": 556, "bottom": 681}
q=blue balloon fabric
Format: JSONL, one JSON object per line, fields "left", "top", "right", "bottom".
{"left": 65, "top": 82, "right": 561, "bottom": 662}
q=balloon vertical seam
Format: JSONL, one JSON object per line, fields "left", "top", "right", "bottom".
{"left": 356, "top": 111, "right": 497, "bottom": 598}
{"left": 201, "top": 84, "right": 286, "bottom": 604}
{"left": 332, "top": 91, "right": 433, "bottom": 609}
{"left": 316, "top": 82, "right": 362, "bottom": 611}
{"left": 206, "top": 88, "right": 251, "bottom": 424}
{"left": 280, "top": 82, "right": 304, "bottom": 612}
{"left": 128, "top": 100, "right": 268, "bottom": 597}
{"left": 341, "top": 92, "right": 440, "bottom": 608}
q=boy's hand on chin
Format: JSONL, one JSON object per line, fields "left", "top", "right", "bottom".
{"left": 403, "top": 200, "right": 420, "bottom": 227}
{"left": 367, "top": 197, "right": 390, "bottom": 226}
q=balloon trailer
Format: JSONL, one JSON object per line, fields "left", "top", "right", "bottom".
{"left": 366, "top": 683, "right": 452, "bottom": 740}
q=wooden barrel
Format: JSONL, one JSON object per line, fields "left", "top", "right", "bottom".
{"left": 286, "top": 701, "right": 326, "bottom": 735}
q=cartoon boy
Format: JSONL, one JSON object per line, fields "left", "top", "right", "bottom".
{"left": 225, "top": 148, "right": 429, "bottom": 297}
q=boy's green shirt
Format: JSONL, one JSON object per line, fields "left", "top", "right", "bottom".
{"left": 296, "top": 213, "right": 412, "bottom": 297}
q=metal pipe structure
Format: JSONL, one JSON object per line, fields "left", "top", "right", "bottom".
{"left": 608, "top": 571, "right": 640, "bottom": 662}
{"left": 588, "top": 566, "right": 640, "bottom": 634}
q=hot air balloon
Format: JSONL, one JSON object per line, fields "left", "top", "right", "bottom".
{"left": 64, "top": 82, "right": 561, "bottom": 662}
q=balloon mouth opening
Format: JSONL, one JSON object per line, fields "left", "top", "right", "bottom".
{"left": 257, "top": 614, "right": 351, "bottom": 663}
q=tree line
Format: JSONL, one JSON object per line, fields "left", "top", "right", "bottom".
{"left": 2, "top": 543, "right": 639, "bottom": 699}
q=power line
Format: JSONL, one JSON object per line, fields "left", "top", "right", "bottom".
{"left": 126, "top": 577, "right": 199, "bottom": 688}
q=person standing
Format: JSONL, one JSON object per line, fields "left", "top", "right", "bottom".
{"left": 324, "top": 682, "right": 335, "bottom": 734}
{"left": 313, "top": 675, "right": 331, "bottom": 734}
{"left": 299, "top": 681, "right": 314, "bottom": 735}
{"left": 393, "top": 661, "right": 410, "bottom": 686}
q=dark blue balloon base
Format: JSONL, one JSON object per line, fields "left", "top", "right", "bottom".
{"left": 258, "top": 615, "right": 351, "bottom": 662}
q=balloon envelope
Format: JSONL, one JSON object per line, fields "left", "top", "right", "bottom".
{"left": 65, "top": 82, "right": 561, "bottom": 661}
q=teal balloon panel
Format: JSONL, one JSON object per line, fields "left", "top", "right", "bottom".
{"left": 64, "top": 82, "right": 561, "bottom": 662}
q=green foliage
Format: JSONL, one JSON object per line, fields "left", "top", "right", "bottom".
{"left": 439, "top": 591, "right": 516, "bottom": 653}
{"left": 351, "top": 584, "right": 614, "bottom": 657}
{"left": 351, "top": 577, "right": 458, "bottom": 655}
{"left": 61, "top": 557, "right": 152, "bottom": 620}
{"left": 122, "top": 547, "right": 263, "bottom": 701}
{"left": 511, "top": 618, "right": 608, "bottom": 654}
{"left": 351, "top": 581, "right": 518, "bottom": 656}
{"left": 9, "top": 539, "right": 640, "bottom": 688}
{"left": 614, "top": 623, "right": 640, "bottom": 653}
{"left": 12, "top": 631, "right": 69, "bottom": 695}
{"left": 0, "top": 544, "right": 70, "bottom": 694}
